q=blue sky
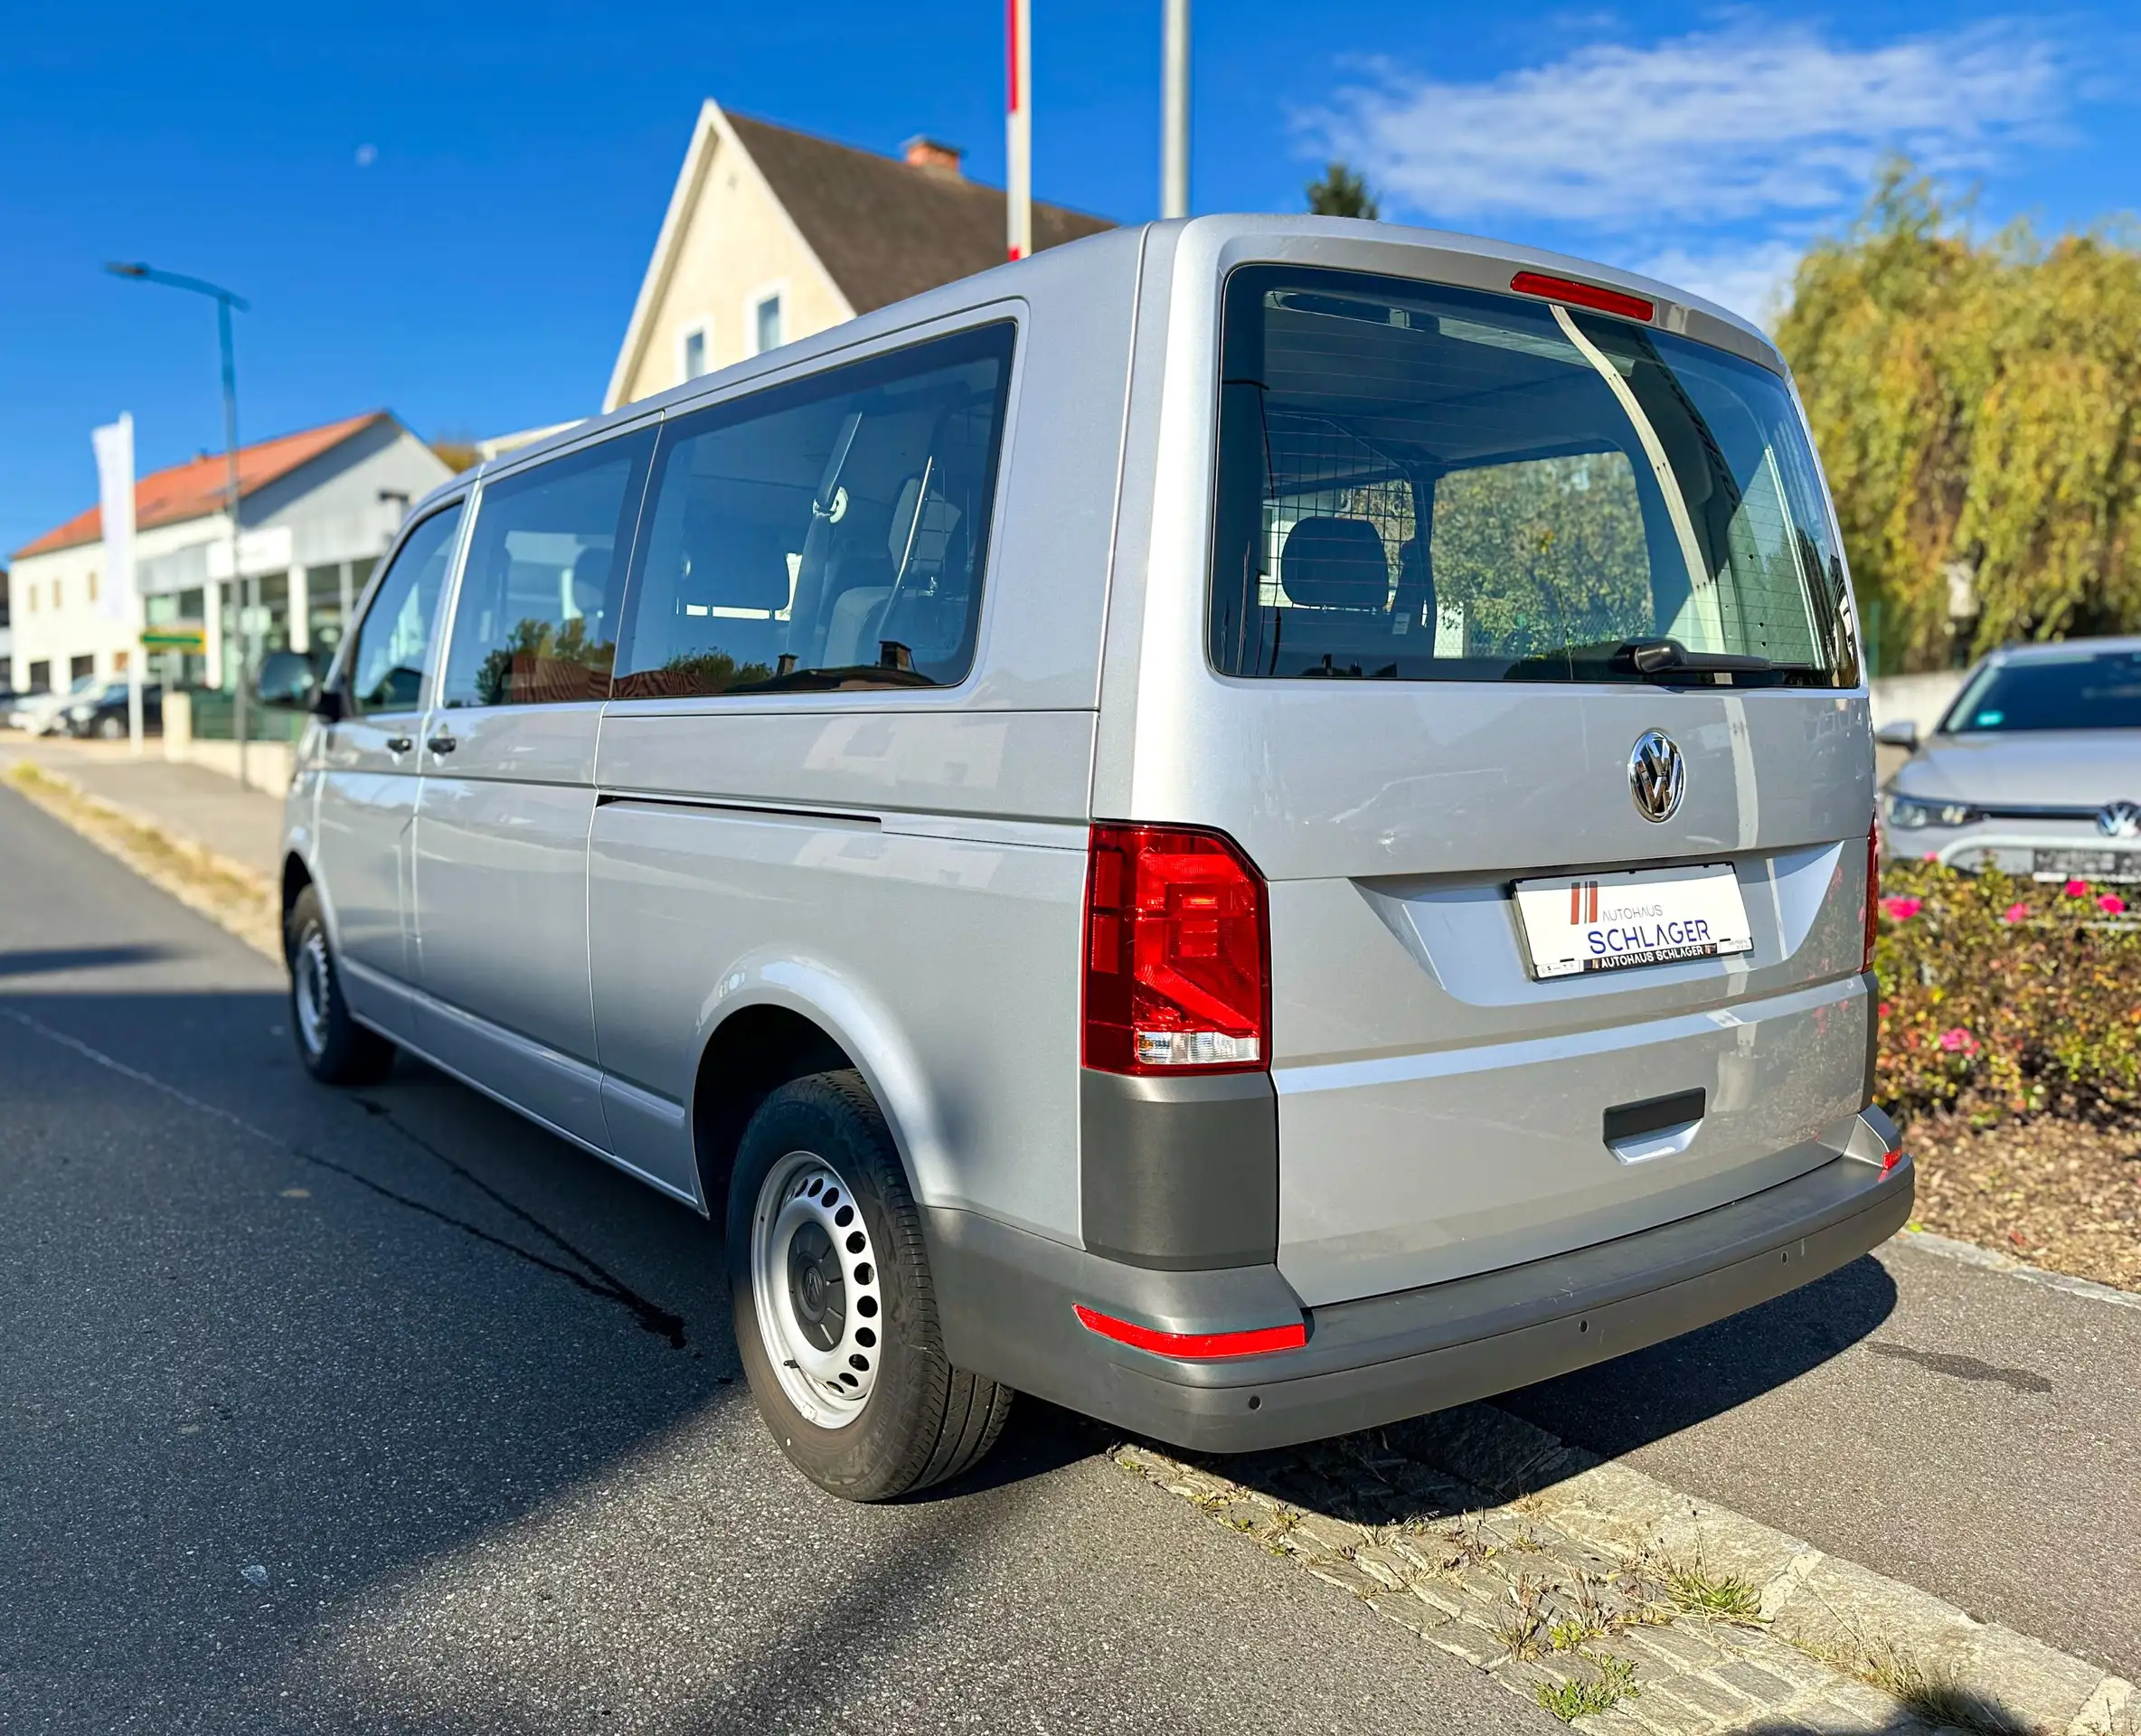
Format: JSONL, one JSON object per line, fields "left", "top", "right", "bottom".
{"left": 5, "top": 0, "right": 2137, "bottom": 556}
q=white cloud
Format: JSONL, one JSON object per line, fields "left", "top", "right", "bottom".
{"left": 1306, "top": 23, "right": 2067, "bottom": 231}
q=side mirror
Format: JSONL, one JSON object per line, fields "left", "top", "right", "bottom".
{"left": 256, "top": 649, "right": 316, "bottom": 710}
{"left": 1874, "top": 719, "right": 1919, "bottom": 752}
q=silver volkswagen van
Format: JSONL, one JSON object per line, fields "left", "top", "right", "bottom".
{"left": 273, "top": 216, "right": 1910, "bottom": 1501}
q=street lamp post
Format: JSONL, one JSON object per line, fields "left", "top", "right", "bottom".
{"left": 104, "top": 263, "right": 253, "bottom": 788}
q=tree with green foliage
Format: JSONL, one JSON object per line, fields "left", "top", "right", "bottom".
{"left": 1306, "top": 161, "right": 1379, "bottom": 221}
{"left": 1777, "top": 163, "right": 2141, "bottom": 670}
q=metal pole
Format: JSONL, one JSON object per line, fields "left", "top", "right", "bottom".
{"left": 1005, "top": 0, "right": 1032, "bottom": 260}
{"left": 102, "top": 263, "right": 250, "bottom": 783}
{"left": 218, "top": 294, "right": 248, "bottom": 790}
{"left": 1162, "top": 0, "right": 1190, "bottom": 220}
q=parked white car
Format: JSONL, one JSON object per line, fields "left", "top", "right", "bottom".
{"left": 6, "top": 674, "right": 101, "bottom": 735}
{"left": 1878, "top": 637, "right": 2141, "bottom": 880}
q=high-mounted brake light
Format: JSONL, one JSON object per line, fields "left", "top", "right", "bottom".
{"left": 1083, "top": 823, "right": 1270, "bottom": 1074}
{"left": 1073, "top": 1304, "right": 1305, "bottom": 1359}
{"left": 1863, "top": 828, "right": 1881, "bottom": 976}
{"left": 1510, "top": 270, "right": 1655, "bottom": 324}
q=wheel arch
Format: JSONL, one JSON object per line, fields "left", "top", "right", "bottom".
{"left": 684, "top": 960, "right": 950, "bottom": 1223}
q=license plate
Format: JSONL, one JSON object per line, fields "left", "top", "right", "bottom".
{"left": 1513, "top": 863, "right": 1755, "bottom": 980}
{"left": 2032, "top": 849, "right": 2141, "bottom": 883}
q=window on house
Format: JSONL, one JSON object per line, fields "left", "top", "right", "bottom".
{"left": 755, "top": 294, "right": 783, "bottom": 354}
{"left": 28, "top": 659, "right": 51, "bottom": 693}
{"left": 88, "top": 570, "right": 99, "bottom": 604}
{"left": 682, "top": 326, "right": 709, "bottom": 382}
{"left": 71, "top": 654, "right": 96, "bottom": 683}
{"left": 52, "top": 580, "right": 62, "bottom": 610}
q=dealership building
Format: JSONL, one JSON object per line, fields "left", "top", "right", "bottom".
{"left": 6, "top": 410, "right": 451, "bottom": 699}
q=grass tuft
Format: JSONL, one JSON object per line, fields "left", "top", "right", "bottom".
{"left": 1535, "top": 1654, "right": 1638, "bottom": 1722}
{"left": 1665, "top": 1562, "right": 1762, "bottom": 1621}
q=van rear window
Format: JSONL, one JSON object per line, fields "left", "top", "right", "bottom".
{"left": 1207, "top": 267, "right": 1858, "bottom": 687}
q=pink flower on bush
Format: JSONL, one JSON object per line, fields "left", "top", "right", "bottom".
{"left": 2064, "top": 878, "right": 2090, "bottom": 896}
{"left": 1880, "top": 896, "right": 1922, "bottom": 921}
{"left": 1938, "top": 1026, "right": 1978, "bottom": 1054}
{"left": 2003, "top": 901, "right": 2030, "bottom": 924}
{"left": 2099, "top": 893, "right": 2128, "bottom": 914}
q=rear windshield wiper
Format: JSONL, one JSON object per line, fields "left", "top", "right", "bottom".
{"left": 1616, "top": 637, "right": 1776, "bottom": 681}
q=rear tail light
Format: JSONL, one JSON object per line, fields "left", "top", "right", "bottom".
{"left": 1073, "top": 1303, "right": 1305, "bottom": 1359}
{"left": 1510, "top": 270, "right": 1655, "bottom": 323}
{"left": 1863, "top": 828, "right": 1881, "bottom": 975}
{"left": 1083, "top": 823, "right": 1269, "bottom": 1074}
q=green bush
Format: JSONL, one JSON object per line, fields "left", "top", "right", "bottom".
{"left": 1875, "top": 859, "right": 2141, "bottom": 1119}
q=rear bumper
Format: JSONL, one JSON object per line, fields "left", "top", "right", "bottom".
{"left": 931, "top": 1118, "right": 1911, "bottom": 1454}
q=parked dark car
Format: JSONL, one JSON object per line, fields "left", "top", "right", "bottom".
{"left": 63, "top": 680, "right": 162, "bottom": 740}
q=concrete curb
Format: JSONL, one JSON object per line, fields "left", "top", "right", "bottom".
{"left": 1, "top": 759, "right": 280, "bottom": 959}
{"left": 1894, "top": 1227, "right": 2141, "bottom": 1313}
{"left": 1407, "top": 1402, "right": 2135, "bottom": 1734}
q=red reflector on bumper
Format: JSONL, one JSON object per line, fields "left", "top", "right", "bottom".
{"left": 1882, "top": 1146, "right": 1903, "bottom": 1175}
{"left": 1073, "top": 1304, "right": 1306, "bottom": 1360}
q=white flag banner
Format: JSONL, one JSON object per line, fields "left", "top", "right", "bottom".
{"left": 91, "top": 413, "right": 137, "bottom": 625}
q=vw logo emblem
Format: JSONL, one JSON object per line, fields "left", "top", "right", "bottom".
{"left": 2099, "top": 800, "right": 2141, "bottom": 839}
{"left": 1628, "top": 731, "right": 1685, "bottom": 823}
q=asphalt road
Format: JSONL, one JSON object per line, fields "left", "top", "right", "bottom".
{"left": 0, "top": 784, "right": 1549, "bottom": 1736}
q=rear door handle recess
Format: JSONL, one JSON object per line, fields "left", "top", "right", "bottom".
{"left": 384, "top": 735, "right": 413, "bottom": 754}
{"left": 1603, "top": 1088, "right": 1706, "bottom": 1163}
{"left": 427, "top": 734, "right": 457, "bottom": 755}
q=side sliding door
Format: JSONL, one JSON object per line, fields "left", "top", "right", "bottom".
{"left": 410, "top": 428, "right": 656, "bottom": 1153}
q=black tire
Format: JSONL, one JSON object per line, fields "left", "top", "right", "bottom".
{"left": 726, "top": 1069, "right": 1012, "bottom": 1501}
{"left": 285, "top": 884, "right": 397, "bottom": 1086}
{"left": 96, "top": 714, "right": 125, "bottom": 741}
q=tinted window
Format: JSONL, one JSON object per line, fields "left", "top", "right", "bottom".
{"left": 614, "top": 322, "right": 1014, "bottom": 700}
{"left": 439, "top": 432, "right": 654, "bottom": 709}
{"left": 1209, "top": 267, "right": 1857, "bottom": 686}
{"left": 1944, "top": 649, "right": 2141, "bottom": 733}
{"left": 346, "top": 502, "right": 461, "bottom": 715}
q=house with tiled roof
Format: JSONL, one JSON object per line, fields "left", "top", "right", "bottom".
{"left": 605, "top": 102, "right": 1112, "bottom": 411}
{"left": 6, "top": 410, "right": 449, "bottom": 700}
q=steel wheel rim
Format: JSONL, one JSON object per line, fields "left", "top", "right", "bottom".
{"left": 294, "top": 928, "right": 332, "bottom": 1057}
{"left": 750, "top": 1150, "right": 884, "bottom": 1429}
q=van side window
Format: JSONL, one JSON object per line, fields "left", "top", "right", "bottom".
{"left": 613, "top": 320, "right": 1014, "bottom": 700}
{"left": 439, "top": 430, "right": 655, "bottom": 709}
{"left": 345, "top": 501, "right": 463, "bottom": 715}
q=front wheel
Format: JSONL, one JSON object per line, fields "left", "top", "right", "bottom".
{"left": 285, "top": 885, "right": 398, "bottom": 1086}
{"left": 727, "top": 1070, "right": 1012, "bottom": 1500}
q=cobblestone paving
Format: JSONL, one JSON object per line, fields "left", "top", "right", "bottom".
{"left": 1113, "top": 1410, "right": 2137, "bottom": 1736}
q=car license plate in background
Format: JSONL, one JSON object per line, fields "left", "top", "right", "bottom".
{"left": 1514, "top": 863, "right": 1755, "bottom": 980}
{"left": 2033, "top": 848, "right": 2141, "bottom": 883}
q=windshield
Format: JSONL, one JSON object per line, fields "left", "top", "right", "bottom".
{"left": 1208, "top": 267, "right": 1859, "bottom": 686}
{"left": 1943, "top": 648, "right": 2141, "bottom": 733}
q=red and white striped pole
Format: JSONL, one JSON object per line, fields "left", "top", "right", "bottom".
{"left": 1005, "top": 0, "right": 1032, "bottom": 260}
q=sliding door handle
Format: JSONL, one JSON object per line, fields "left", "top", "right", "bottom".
{"left": 426, "top": 733, "right": 457, "bottom": 755}
{"left": 384, "top": 735, "right": 413, "bottom": 754}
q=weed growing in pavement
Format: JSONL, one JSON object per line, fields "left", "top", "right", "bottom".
{"left": 1535, "top": 1654, "right": 1638, "bottom": 1722}
{"left": 1835, "top": 1635, "right": 2029, "bottom": 1736}
{"left": 1665, "top": 1561, "right": 1763, "bottom": 1620}
{"left": 1493, "top": 1577, "right": 1551, "bottom": 1659}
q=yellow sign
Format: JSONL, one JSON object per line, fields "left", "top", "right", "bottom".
{"left": 141, "top": 624, "right": 206, "bottom": 652}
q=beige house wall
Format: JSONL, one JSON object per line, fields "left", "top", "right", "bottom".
{"left": 618, "top": 128, "right": 854, "bottom": 407}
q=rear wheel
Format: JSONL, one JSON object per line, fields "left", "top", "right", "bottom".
{"left": 285, "top": 885, "right": 397, "bottom": 1086}
{"left": 96, "top": 714, "right": 124, "bottom": 741}
{"left": 727, "top": 1070, "right": 1012, "bottom": 1500}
